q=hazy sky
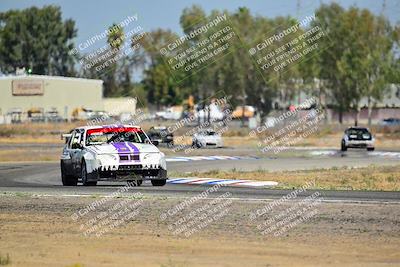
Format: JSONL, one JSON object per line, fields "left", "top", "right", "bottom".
{"left": 1, "top": 0, "right": 399, "bottom": 48}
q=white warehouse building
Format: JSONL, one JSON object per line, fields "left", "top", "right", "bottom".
{"left": 0, "top": 75, "right": 104, "bottom": 122}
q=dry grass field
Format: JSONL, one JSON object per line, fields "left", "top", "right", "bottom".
{"left": 172, "top": 164, "right": 400, "bottom": 191}
{"left": 0, "top": 194, "right": 399, "bottom": 267}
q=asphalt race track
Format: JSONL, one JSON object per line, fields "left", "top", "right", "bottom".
{"left": 0, "top": 150, "right": 399, "bottom": 203}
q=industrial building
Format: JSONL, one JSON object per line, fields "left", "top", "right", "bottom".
{"left": 0, "top": 74, "right": 104, "bottom": 122}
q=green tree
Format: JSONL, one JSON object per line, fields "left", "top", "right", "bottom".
{"left": 313, "top": 3, "right": 398, "bottom": 125}
{"left": 107, "top": 23, "right": 125, "bottom": 50}
{"left": 312, "top": 3, "right": 349, "bottom": 123}
{"left": 0, "top": 5, "right": 77, "bottom": 76}
{"left": 138, "top": 29, "right": 183, "bottom": 107}
{"left": 138, "top": 3, "right": 399, "bottom": 123}
{"left": 359, "top": 14, "right": 395, "bottom": 126}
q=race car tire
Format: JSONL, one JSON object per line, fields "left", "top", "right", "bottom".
{"left": 151, "top": 179, "right": 166, "bottom": 186}
{"left": 61, "top": 162, "right": 78, "bottom": 186}
{"left": 341, "top": 141, "right": 347, "bottom": 151}
{"left": 367, "top": 147, "right": 375, "bottom": 151}
{"left": 195, "top": 140, "right": 202, "bottom": 148}
{"left": 81, "top": 160, "right": 97, "bottom": 186}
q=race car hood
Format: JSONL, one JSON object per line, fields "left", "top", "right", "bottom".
{"left": 86, "top": 142, "right": 160, "bottom": 155}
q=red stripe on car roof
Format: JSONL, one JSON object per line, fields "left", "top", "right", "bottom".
{"left": 87, "top": 127, "right": 142, "bottom": 134}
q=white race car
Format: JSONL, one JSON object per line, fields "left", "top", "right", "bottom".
{"left": 192, "top": 129, "right": 223, "bottom": 148}
{"left": 341, "top": 127, "right": 375, "bottom": 151}
{"left": 60, "top": 125, "right": 167, "bottom": 186}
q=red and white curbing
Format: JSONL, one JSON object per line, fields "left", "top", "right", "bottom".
{"left": 167, "top": 177, "right": 278, "bottom": 188}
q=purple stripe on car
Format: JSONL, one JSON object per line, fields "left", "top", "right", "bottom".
{"left": 126, "top": 143, "right": 140, "bottom": 162}
{"left": 112, "top": 142, "right": 131, "bottom": 162}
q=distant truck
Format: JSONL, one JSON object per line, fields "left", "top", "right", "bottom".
{"left": 155, "top": 106, "right": 183, "bottom": 120}
{"left": 232, "top": 105, "right": 255, "bottom": 119}
{"left": 195, "top": 102, "right": 225, "bottom": 122}
{"left": 72, "top": 107, "right": 107, "bottom": 122}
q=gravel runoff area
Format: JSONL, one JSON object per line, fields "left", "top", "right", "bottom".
{"left": 0, "top": 192, "right": 399, "bottom": 267}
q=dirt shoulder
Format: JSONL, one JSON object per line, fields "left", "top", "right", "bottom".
{"left": 0, "top": 195, "right": 399, "bottom": 267}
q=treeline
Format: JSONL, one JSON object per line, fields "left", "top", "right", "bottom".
{"left": 0, "top": 4, "right": 399, "bottom": 124}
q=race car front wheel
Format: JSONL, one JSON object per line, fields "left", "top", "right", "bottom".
{"left": 61, "top": 162, "right": 78, "bottom": 186}
{"left": 341, "top": 141, "right": 347, "bottom": 151}
{"left": 192, "top": 140, "right": 202, "bottom": 148}
{"left": 81, "top": 160, "right": 97, "bottom": 186}
{"left": 151, "top": 179, "right": 166, "bottom": 186}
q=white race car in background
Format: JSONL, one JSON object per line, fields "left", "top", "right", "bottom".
{"left": 341, "top": 127, "right": 375, "bottom": 151}
{"left": 60, "top": 125, "right": 167, "bottom": 186}
{"left": 192, "top": 129, "right": 223, "bottom": 148}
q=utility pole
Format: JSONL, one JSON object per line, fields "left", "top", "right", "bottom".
{"left": 381, "top": 0, "right": 387, "bottom": 15}
{"left": 296, "top": 0, "right": 301, "bottom": 18}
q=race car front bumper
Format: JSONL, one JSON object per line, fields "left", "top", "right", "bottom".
{"left": 85, "top": 152, "right": 167, "bottom": 181}
{"left": 346, "top": 140, "right": 374, "bottom": 148}
{"left": 94, "top": 165, "right": 167, "bottom": 181}
{"left": 84, "top": 162, "right": 167, "bottom": 181}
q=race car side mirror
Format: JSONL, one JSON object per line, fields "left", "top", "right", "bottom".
{"left": 61, "top": 133, "right": 72, "bottom": 140}
{"left": 61, "top": 133, "right": 72, "bottom": 144}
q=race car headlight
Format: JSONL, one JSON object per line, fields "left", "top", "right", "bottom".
{"left": 143, "top": 153, "right": 161, "bottom": 161}
{"left": 96, "top": 154, "right": 117, "bottom": 165}
{"left": 362, "top": 134, "right": 371, "bottom": 139}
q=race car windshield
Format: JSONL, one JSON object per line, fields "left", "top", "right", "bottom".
{"left": 348, "top": 128, "right": 369, "bottom": 135}
{"left": 86, "top": 128, "right": 150, "bottom": 145}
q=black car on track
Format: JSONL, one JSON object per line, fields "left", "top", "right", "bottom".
{"left": 147, "top": 126, "right": 174, "bottom": 147}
